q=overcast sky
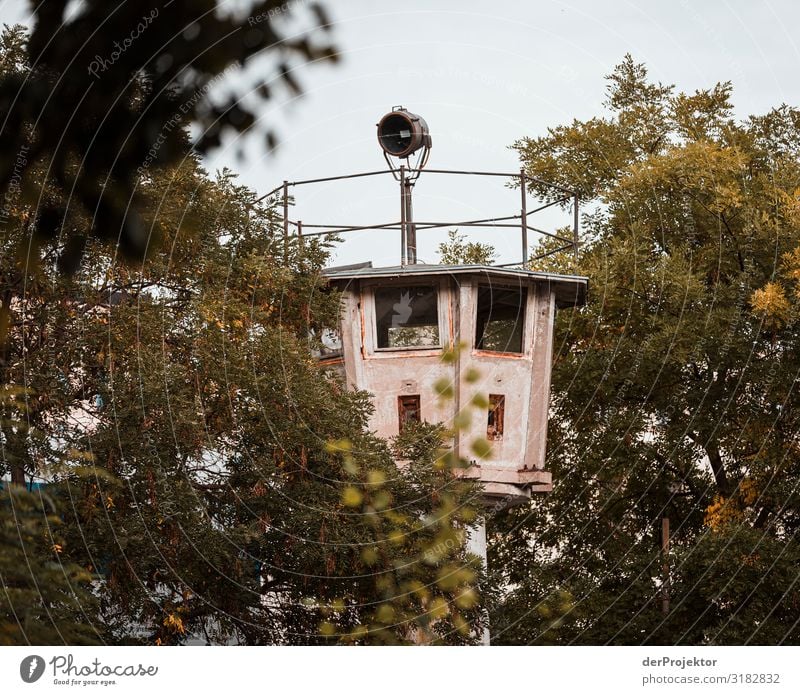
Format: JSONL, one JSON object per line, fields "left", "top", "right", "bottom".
{"left": 2, "top": 0, "right": 799, "bottom": 266}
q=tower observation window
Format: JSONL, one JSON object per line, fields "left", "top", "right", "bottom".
{"left": 375, "top": 286, "right": 440, "bottom": 349}
{"left": 475, "top": 286, "right": 526, "bottom": 353}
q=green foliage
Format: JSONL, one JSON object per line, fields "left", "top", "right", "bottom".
{"left": 317, "top": 342, "right": 498, "bottom": 644}
{"left": 492, "top": 55, "right": 800, "bottom": 645}
{"left": 0, "top": 140, "right": 483, "bottom": 643}
{"left": 0, "top": 5, "right": 336, "bottom": 267}
{"left": 0, "top": 485, "right": 100, "bottom": 645}
{"left": 320, "top": 419, "right": 484, "bottom": 645}
{"left": 0, "top": 14, "right": 485, "bottom": 648}
{"left": 437, "top": 229, "right": 496, "bottom": 265}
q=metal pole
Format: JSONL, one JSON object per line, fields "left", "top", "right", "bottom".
{"left": 283, "top": 180, "right": 289, "bottom": 236}
{"left": 283, "top": 180, "right": 289, "bottom": 261}
{"left": 405, "top": 180, "right": 416, "bottom": 264}
{"left": 573, "top": 193, "right": 579, "bottom": 263}
{"left": 520, "top": 168, "right": 528, "bottom": 269}
{"left": 661, "top": 516, "right": 670, "bottom": 615}
{"left": 297, "top": 220, "right": 303, "bottom": 251}
{"left": 399, "top": 165, "right": 407, "bottom": 266}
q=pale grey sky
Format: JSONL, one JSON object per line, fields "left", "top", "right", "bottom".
{"left": 2, "top": 0, "right": 799, "bottom": 266}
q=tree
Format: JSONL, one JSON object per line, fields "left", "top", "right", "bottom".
{"left": 438, "top": 229, "right": 496, "bottom": 265}
{"left": 490, "top": 55, "right": 800, "bottom": 645}
{"left": 0, "top": 22, "right": 485, "bottom": 644}
{"left": 0, "top": 2, "right": 337, "bottom": 269}
{"left": 0, "top": 474, "right": 101, "bottom": 645}
{"left": 0, "top": 149, "right": 483, "bottom": 645}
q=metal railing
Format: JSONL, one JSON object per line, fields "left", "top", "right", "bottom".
{"left": 257, "top": 166, "right": 579, "bottom": 268}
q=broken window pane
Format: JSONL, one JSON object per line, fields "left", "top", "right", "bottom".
{"left": 487, "top": 394, "right": 505, "bottom": 440}
{"left": 375, "top": 286, "right": 440, "bottom": 348}
{"left": 398, "top": 395, "right": 421, "bottom": 432}
{"left": 475, "top": 286, "right": 526, "bottom": 353}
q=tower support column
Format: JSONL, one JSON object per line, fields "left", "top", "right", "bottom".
{"left": 467, "top": 519, "right": 490, "bottom": 645}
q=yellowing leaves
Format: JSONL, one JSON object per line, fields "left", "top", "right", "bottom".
{"left": 318, "top": 621, "right": 336, "bottom": 637}
{"left": 704, "top": 478, "right": 760, "bottom": 532}
{"left": 750, "top": 282, "right": 791, "bottom": 329}
{"left": 739, "top": 477, "right": 759, "bottom": 506}
{"left": 777, "top": 188, "right": 800, "bottom": 228}
{"left": 710, "top": 182, "right": 743, "bottom": 212}
{"left": 340, "top": 486, "right": 363, "bottom": 507}
{"left": 704, "top": 495, "right": 743, "bottom": 531}
{"left": 360, "top": 547, "right": 379, "bottom": 566}
{"left": 426, "top": 596, "right": 450, "bottom": 620}
{"left": 375, "top": 603, "right": 395, "bottom": 624}
{"left": 163, "top": 613, "right": 185, "bottom": 634}
{"left": 782, "top": 246, "right": 800, "bottom": 295}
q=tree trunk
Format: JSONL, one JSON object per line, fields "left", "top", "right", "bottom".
{"left": 704, "top": 440, "right": 731, "bottom": 497}
{"left": 10, "top": 461, "right": 25, "bottom": 485}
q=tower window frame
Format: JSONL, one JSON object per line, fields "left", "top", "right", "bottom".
{"left": 398, "top": 395, "right": 421, "bottom": 433}
{"left": 475, "top": 285, "right": 527, "bottom": 354}
{"left": 373, "top": 285, "right": 441, "bottom": 350}
{"left": 487, "top": 394, "right": 505, "bottom": 440}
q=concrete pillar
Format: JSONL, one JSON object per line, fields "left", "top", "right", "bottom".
{"left": 466, "top": 519, "right": 490, "bottom": 645}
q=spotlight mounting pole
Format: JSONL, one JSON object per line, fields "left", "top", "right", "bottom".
{"left": 377, "top": 106, "right": 430, "bottom": 264}
{"left": 400, "top": 164, "right": 407, "bottom": 267}
{"left": 403, "top": 171, "right": 416, "bottom": 265}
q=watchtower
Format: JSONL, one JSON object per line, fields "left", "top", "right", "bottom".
{"left": 267, "top": 107, "right": 587, "bottom": 642}
{"left": 321, "top": 263, "right": 586, "bottom": 504}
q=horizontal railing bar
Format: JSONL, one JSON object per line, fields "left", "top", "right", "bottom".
{"left": 425, "top": 169, "right": 577, "bottom": 195}
{"left": 289, "top": 169, "right": 396, "bottom": 187}
{"left": 414, "top": 213, "right": 520, "bottom": 230}
{"left": 257, "top": 170, "right": 577, "bottom": 204}
{"left": 254, "top": 170, "right": 396, "bottom": 203}
{"left": 414, "top": 221, "right": 522, "bottom": 230}
{"left": 296, "top": 221, "right": 402, "bottom": 231}
{"left": 254, "top": 184, "right": 287, "bottom": 202}
{"left": 421, "top": 168, "right": 520, "bottom": 178}
{"left": 526, "top": 196, "right": 571, "bottom": 216}
{"left": 297, "top": 221, "right": 527, "bottom": 232}
{"left": 286, "top": 221, "right": 575, "bottom": 239}
{"left": 532, "top": 243, "right": 575, "bottom": 260}
{"left": 526, "top": 225, "right": 574, "bottom": 243}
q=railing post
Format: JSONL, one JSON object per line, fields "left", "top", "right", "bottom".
{"left": 573, "top": 193, "right": 579, "bottom": 263}
{"left": 283, "top": 180, "right": 289, "bottom": 261}
{"left": 520, "top": 168, "right": 528, "bottom": 269}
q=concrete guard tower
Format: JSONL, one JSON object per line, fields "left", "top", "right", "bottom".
{"left": 267, "top": 107, "right": 588, "bottom": 643}
{"left": 321, "top": 263, "right": 586, "bottom": 505}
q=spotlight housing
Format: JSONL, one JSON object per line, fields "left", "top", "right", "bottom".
{"left": 377, "top": 107, "right": 431, "bottom": 158}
